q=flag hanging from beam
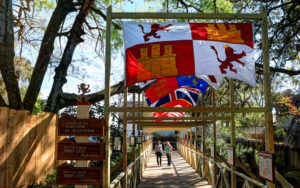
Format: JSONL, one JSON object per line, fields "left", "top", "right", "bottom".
{"left": 123, "top": 22, "right": 255, "bottom": 87}
{"left": 146, "top": 86, "right": 201, "bottom": 107}
{"left": 145, "top": 75, "right": 208, "bottom": 104}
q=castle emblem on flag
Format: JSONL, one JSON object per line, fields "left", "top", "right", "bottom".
{"left": 137, "top": 44, "right": 177, "bottom": 82}
{"left": 210, "top": 45, "right": 246, "bottom": 74}
{"left": 138, "top": 23, "right": 173, "bottom": 42}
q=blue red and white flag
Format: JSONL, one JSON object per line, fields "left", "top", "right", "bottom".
{"left": 123, "top": 22, "right": 255, "bottom": 87}
{"left": 145, "top": 75, "right": 207, "bottom": 104}
{"left": 146, "top": 86, "right": 201, "bottom": 107}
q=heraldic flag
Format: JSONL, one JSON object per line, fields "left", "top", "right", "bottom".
{"left": 123, "top": 22, "right": 255, "bottom": 87}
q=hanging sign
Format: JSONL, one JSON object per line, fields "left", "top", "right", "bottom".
{"left": 57, "top": 138, "right": 105, "bottom": 160}
{"left": 259, "top": 151, "right": 274, "bottom": 182}
{"left": 200, "top": 142, "right": 204, "bottom": 153}
{"left": 227, "top": 146, "right": 235, "bottom": 166}
{"left": 56, "top": 163, "right": 102, "bottom": 185}
{"left": 58, "top": 114, "right": 105, "bottom": 136}
{"left": 210, "top": 144, "right": 214, "bottom": 157}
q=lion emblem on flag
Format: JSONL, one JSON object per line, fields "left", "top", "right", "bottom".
{"left": 138, "top": 23, "right": 173, "bottom": 42}
{"left": 210, "top": 45, "right": 246, "bottom": 74}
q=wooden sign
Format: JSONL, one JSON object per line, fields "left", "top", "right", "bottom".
{"left": 227, "top": 146, "right": 235, "bottom": 166}
{"left": 58, "top": 114, "right": 105, "bottom": 136}
{"left": 57, "top": 138, "right": 105, "bottom": 160}
{"left": 56, "top": 163, "right": 102, "bottom": 185}
{"left": 259, "top": 151, "right": 274, "bottom": 182}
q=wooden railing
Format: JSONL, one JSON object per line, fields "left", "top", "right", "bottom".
{"left": 110, "top": 139, "right": 153, "bottom": 188}
{"left": 177, "top": 142, "right": 294, "bottom": 188}
{"left": 177, "top": 142, "right": 267, "bottom": 188}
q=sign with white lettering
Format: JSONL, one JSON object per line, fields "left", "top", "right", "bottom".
{"left": 56, "top": 163, "right": 102, "bottom": 185}
{"left": 58, "top": 114, "right": 105, "bottom": 136}
{"left": 57, "top": 138, "right": 105, "bottom": 160}
{"left": 259, "top": 151, "right": 274, "bottom": 182}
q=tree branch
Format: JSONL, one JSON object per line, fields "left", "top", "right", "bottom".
{"left": 44, "top": 0, "right": 95, "bottom": 113}
{"left": 90, "top": 6, "right": 121, "bottom": 30}
{"left": 256, "top": 63, "right": 300, "bottom": 76}
{"left": 23, "top": 0, "right": 76, "bottom": 111}
{"left": 0, "top": 0, "right": 22, "bottom": 109}
{"left": 56, "top": 81, "right": 153, "bottom": 112}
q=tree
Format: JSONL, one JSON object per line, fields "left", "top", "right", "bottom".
{"left": 0, "top": 0, "right": 299, "bottom": 113}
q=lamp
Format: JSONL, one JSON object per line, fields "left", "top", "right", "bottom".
{"left": 136, "top": 136, "right": 142, "bottom": 144}
{"left": 113, "top": 137, "right": 122, "bottom": 152}
{"left": 130, "top": 136, "right": 135, "bottom": 147}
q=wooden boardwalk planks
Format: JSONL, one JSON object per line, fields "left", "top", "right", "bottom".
{"left": 137, "top": 151, "right": 211, "bottom": 188}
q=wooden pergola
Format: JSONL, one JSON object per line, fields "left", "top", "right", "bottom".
{"left": 103, "top": 5, "right": 274, "bottom": 188}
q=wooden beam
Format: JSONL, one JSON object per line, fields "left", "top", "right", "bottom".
{"left": 127, "top": 116, "right": 231, "bottom": 121}
{"left": 140, "top": 122, "right": 202, "bottom": 128}
{"left": 109, "top": 107, "right": 266, "bottom": 113}
{"left": 111, "top": 12, "right": 264, "bottom": 20}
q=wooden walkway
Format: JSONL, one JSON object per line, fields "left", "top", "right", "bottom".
{"left": 137, "top": 151, "right": 212, "bottom": 188}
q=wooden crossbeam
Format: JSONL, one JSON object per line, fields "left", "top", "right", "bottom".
{"left": 111, "top": 12, "right": 263, "bottom": 20}
{"left": 140, "top": 122, "right": 201, "bottom": 128}
{"left": 127, "top": 116, "right": 231, "bottom": 121}
{"left": 109, "top": 107, "right": 265, "bottom": 113}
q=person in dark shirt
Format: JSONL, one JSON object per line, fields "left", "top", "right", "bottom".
{"left": 154, "top": 140, "right": 163, "bottom": 166}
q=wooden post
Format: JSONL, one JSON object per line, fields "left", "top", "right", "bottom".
{"left": 261, "top": 6, "right": 275, "bottom": 188}
{"left": 201, "top": 94, "right": 205, "bottom": 176}
{"left": 212, "top": 89, "right": 217, "bottom": 185}
{"left": 132, "top": 93, "right": 136, "bottom": 187}
{"left": 230, "top": 79, "right": 236, "bottom": 188}
{"left": 190, "top": 126, "right": 193, "bottom": 167}
{"left": 75, "top": 103, "right": 90, "bottom": 188}
{"left": 103, "top": 5, "right": 112, "bottom": 188}
{"left": 138, "top": 93, "right": 141, "bottom": 180}
{"left": 122, "top": 87, "right": 128, "bottom": 188}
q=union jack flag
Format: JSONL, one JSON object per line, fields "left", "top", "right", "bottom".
{"left": 146, "top": 86, "right": 200, "bottom": 107}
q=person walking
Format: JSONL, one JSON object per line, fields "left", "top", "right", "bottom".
{"left": 166, "top": 141, "right": 173, "bottom": 166}
{"left": 155, "top": 140, "right": 163, "bottom": 166}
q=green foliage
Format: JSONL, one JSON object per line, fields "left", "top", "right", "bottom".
{"left": 33, "top": 0, "right": 56, "bottom": 10}
{"left": 274, "top": 128, "right": 286, "bottom": 143}
{"left": 28, "top": 170, "right": 73, "bottom": 188}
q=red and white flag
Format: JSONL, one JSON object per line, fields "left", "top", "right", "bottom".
{"left": 123, "top": 22, "right": 255, "bottom": 87}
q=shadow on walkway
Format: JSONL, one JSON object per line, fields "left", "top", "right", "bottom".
{"left": 137, "top": 151, "right": 212, "bottom": 188}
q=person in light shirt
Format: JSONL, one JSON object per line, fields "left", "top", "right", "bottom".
{"left": 154, "top": 140, "right": 163, "bottom": 166}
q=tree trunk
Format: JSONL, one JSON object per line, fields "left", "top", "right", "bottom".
{"left": 44, "top": 0, "right": 95, "bottom": 113}
{"left": 22, "top": 0, "right": 76, "bottom": 112}
{"left": 0, "top": 0, "right": 22, "bottom": 109}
